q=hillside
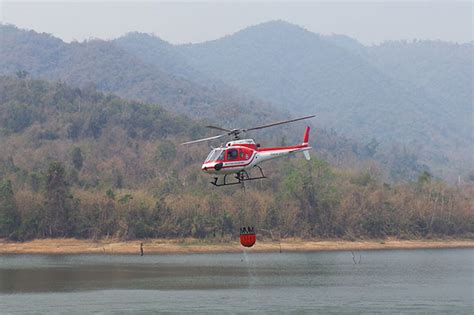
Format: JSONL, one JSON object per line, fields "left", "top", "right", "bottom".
{"left": 0, "top": 24, "right": 282, "bottom": 129}
{"left": 0, "top": 76, "right": 471, "bottom": 241}
{"left": 367, "top": 40, "right": 472, "bottom": 130}
{"left": 326, "top": 37, "right": 472, "bottom": 133}
{"left": 0, "top": 76, "right": 208, "bottom": 186}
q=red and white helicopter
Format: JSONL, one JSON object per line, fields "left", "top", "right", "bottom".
{"left": 182, "top": 115, "right": 315, "bottom": 187}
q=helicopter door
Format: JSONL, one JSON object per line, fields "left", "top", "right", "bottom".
{"left": 226, "top": 148, "right": 252, "bottom": 162}
{"left": 240, "top": 148, "right": 252, "bottom": 160}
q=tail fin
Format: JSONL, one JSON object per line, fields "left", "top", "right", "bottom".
{"left": 303, "top": 126, "right": 310, "bottom": 145}
{"left": 303, "top": 127, "right": 311, "bottom": 160}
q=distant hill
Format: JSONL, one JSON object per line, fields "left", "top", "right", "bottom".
{"left": 366, "top": 41, "right": 473, "bottom": 174}
{"left": 113, "top": 32, "right": 209, "bottom": 85}
{"left": 332, "top": 38, "right": 473, "bottom": 145}
{"left": 367, "top": 40, "right": 472, "bottom": 124}
{"left": 0, "top": 24, "right": 283, "bottom": 129}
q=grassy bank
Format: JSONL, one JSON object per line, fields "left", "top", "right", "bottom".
{"left": 1, "top": 237, "right": 473, "bottom": 255}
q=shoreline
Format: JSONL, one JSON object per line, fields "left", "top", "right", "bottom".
{"left": 1, "top": 238, "right": 473, "bottom": 255}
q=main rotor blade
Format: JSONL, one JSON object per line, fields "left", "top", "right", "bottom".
{"left": 244, "top": 115, "right": 316, "bottom": 132}
{"left": 181, "top": 134, "right": 226, "bottom": 145}
{"left": 206, "top": 125, "right": 232, "bottom": 133}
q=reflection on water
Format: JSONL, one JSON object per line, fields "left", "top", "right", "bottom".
{"left": 1, "top": 249, "right": 473, "bottom": 313}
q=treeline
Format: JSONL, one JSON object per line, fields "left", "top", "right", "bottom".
{"left": 1, "top": 159, "right": 472, "bottom": 240}
{"left": 0, "top": 76, "right": 472, "bottom": 240}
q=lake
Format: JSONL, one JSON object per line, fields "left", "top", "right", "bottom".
{"left": 1, "top": 249, "right": 472, "bottom": 313}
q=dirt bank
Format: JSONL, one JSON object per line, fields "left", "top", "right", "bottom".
{"left": 1, "top": 238, "right": 473, "bottom": 255}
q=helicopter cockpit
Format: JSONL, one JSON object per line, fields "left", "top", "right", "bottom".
{"left": 205, "top": 148, "right": 225, "bottom": 162}
{"left": 205, "top": 147, "right": 253, "bottom": 163}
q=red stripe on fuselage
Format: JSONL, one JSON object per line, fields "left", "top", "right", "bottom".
{"left": 219, "top": 145, "right": 306, "bottom": 169}
{"left": 220, "top": 152, "right": 257, "bottom": 169}
{"left": 257, "top": 144, "right": 307, "bottom": 152}
{"left": 204, "top": 152, "right": 257, "bottom": 170}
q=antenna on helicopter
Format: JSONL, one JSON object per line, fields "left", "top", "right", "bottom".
{"left": 181, "top": 115, "right": 315, "bottom": 145}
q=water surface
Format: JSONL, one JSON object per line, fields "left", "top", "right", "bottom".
{"left": 1, "top": 249, "right": 472, "bottom": 313}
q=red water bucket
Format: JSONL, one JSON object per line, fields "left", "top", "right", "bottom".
{"left": 240, "top": 226, "right": 256, "bottom": 247}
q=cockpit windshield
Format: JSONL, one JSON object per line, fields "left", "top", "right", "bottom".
{"left": 205, "top": 149, "right": 224, "bottom": 162}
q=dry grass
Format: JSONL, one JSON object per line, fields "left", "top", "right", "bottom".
{"left": 0, "top": 237, "right": 473, "bottom": 254}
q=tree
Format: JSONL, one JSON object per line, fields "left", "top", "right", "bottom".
{"left": 468, "top": 171, "right": 474, "bottom": 183}
{"left": 364, "top": 138, "right": 379, "bottom": 158}
{"left": 0, "top": 179, "right": 20, "bottom": 238}
{"left": 44, "top": 162, "right": 74, "bottom": 236}
{"left": 106, "top": 189, "right": 115, "bottom": 200}
{"left": 417, "top": 170, "right": 432, "bottom": 186}
{"left": 29, "top": 172, "right": 43, "bottom": 192}
{"left": 156, "top": 140, "right": 177, "bottom": 161}
{"left": 71, "top": 147, "right": 84, "bottom": 171}
{"left": 15, "top": 70, "right": 29, "bottom": 79}
{"left": 3, "top": 102, "right": 33, "bottom": 133}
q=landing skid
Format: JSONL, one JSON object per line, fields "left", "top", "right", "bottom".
{"left": 211, "top": 166, "right": 266, "bottom": 187}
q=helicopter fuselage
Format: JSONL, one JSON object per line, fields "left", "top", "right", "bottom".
{"left": 201, "top": 127, "right": 311, "bottom": 175}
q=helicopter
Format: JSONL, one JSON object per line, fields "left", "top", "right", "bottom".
{"left": 181, "top": 115, "right": 315, "bottom": 187}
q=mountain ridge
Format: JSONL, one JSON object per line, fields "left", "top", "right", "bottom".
{"left": 0, "top": 24, "right": 286, "bottom": 129}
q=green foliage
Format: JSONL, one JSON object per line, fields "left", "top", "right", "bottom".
{"left": 351, "top": 172, "right": 376, "bottom": 187}
{"left": 1, "top": 102, "right": 33, "bottom": 133}
{"left": 220, "top": 210, "right": 234, "bottom": 236}
{"left": 118, "top": 194, "right": 133, "bottom": 205}
{"left": 44, "top": 162, "right": 75, "bottom": 237}
{"left": 126, "top": 204, "right": 153, "bottom": 239}
{"left": 389, "top": 147, "right": 429, "bottom": 182}
{"left": 364, "top": 138, "right": 379, "bottom": 158}
{"left": 106, "top": 189, "right": 115, "bottom": 200}
{"left": 0, "top": 179, "right": 20, "bottom": 238}
{"left": 71, "top": 147, "right": 84, "bottom": 171}
{"left": 156, "top": 140, "right": 177, "bottom": 162}
{"left": 29, "top": 172, "right": 43, "bottom": 192}
{"left": 263, "top": 206, "right": 279, "bottom": 230}
{"left": 15, "top": 70, "right": 28, "bottom": 79}
{"left": 417, "top": 171, "right": 432, "bottom": 186}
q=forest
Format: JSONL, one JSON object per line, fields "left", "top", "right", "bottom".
{"left": 0, "top": 76, "right": 472, "bottom": 240}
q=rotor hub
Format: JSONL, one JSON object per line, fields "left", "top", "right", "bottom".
{"left": 228, "top": 129, "right": 242, "bottom": 140}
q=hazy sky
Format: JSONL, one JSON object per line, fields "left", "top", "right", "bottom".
{"left": 1, "top": 1, "right": 472, "bottom": 45}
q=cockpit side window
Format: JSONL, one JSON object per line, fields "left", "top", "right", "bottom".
{"left": 205, "top": 149, "right": 224, "bottom": 162}
{"left": 227, "top": 149, "right": 238, "bottom": 160}
{"left": 205, "top": 151, "right": 215, "bottom": 162}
